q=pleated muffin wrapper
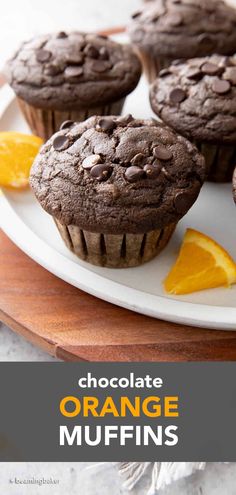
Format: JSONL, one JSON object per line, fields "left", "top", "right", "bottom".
{"left": 17, "top": 97, "right": 125, "bottom": 142}
{"left": 194, "top": 141, "right": 236, "bottom": 183}
{"left": 54, "top": 219, "right": 177, "bottom": 268}
{"left": 135, "top": 48, "right": 176, "bottom": 83}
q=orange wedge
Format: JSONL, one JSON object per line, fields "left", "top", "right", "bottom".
{"left": 0, "top": 132, "right": 43, "bottom": 189}
{"left": 164, "top": 228, "right": 236, "bottom": 295}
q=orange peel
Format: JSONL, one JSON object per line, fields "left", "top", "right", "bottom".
{"left": 164, "top": 228, "right": 236, "bottom": 295}
{"left": 0, "top": 132, "right": 42, "bottom": 189}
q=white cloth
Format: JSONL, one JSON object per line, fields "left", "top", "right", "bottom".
{"left": 117, "top": 462, "right": 206, "bottom": 493}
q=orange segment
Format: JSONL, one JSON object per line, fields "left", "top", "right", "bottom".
{"left": 164, "top": 228, "right": 236, "bottom": 295}
{"left": 0, "top": 132, "right": 43, "bottom": 189}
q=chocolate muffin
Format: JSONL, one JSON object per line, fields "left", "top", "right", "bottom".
{"left": 128, "top": 0, "right": 236, "bottom": 82}
{"left": 4, "top": 32, "right": 141, "bottom": 141}
{"left": 150, "top": 54, "right": 236, "bottom": 182}
{"left": 30, "top": 115, "right": 205, "bottom": 268}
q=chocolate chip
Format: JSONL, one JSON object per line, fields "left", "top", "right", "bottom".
{"left": 57, "top": 31, "right": 68, "bottom": 38}
{"left": 201, "top": 62, "right": 222, "bottom": 76}
{"left": 131, "top": 153, "right": 145, "bottom": 166}
{"left": 53, "top": 135, "right": 70, "bottom": 151}
{"left": 91, "top": 60, "right": 113, "bottom": 72}
{"left": 64, "top": 66, "right": 84, "bottom": 79}
{"left": 84, "top": 44, "right": 99, "bottom": 59}
{"left": 159, "top": 68, "right": 171, "bottom": 77}
{"left": 153, "top": 146, "right": 173, "bottom": 161}
{"left": 125, "top": 166, "right": 145, "bottom": 183}
{"left": 131, "top": 11, "right": 141, "bottom": 19}
{"left": 168, "top": 13, "right": 183, "bottom": 26}
{"left": 185, "top": 67, "right": 203, "bottom": 81}
{"left": 152, "top": 158, "right": 162, "bottom": 167}
{"left": 170, "top": 87, "right": 186, "bottom": 103}
{"left": 66, "top": 53, "right": 84, "bottom": 65}
{"left": 223, "top": 67, "right": 236, "bottom": 86}
{"left": 90, "top": 164, "right": 112, "bottom": 181}
{"left": 150, "top": 14, "right": 159, "bottom": 22}
{"left": 212, "top": 78, "right": 231, "bottom": 94}
{"left": 36, "top": 49, "right": 52, "bottom": 63}
{"left": 220, "top": 56, "right": 231, "bottom": 68}
{"left": 82, "top": 154, "right": 101, "bottom": 170}
{"left": 174, "top": 190, "right": 197, "bottom": 214}
{"left": 59, "top": 120, "right": 74, "bottom": 131}
{"left": 97, "top": 118, "right": 116, "bottom": 133}
{"left": 44, "top": 64, "right": 62, "bottom": 76}
{"left": 99, "top": 47, "right": 109, "bottom": 60}
{"left": 144, "top": 164, "right": 161, "bottom": 179}
{"left": 116, "top": 114, "right": 133, "bottom": 125}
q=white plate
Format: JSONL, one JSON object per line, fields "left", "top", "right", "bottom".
{"left": 1, "top": 63, "right": 236, "bottom": 330}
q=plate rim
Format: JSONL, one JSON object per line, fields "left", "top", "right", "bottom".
{"left": 1, "top": 87, "right": 236, "bottom": 331}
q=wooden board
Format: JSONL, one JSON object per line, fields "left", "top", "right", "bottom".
{"left": 1, "top": 230, "right": 236, "bottom": 361}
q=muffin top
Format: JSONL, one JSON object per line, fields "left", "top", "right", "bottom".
{"left": 30, "top": 115, "right": 205, "bottom": 234}
{"left": 128, "top": 0, "right": 236, "bottom": 59}
{"left": 150, "top": 55, "right": 236, "bottom": 143}
{"left": 4, "top": 32, "right": 141, "bottom": 111}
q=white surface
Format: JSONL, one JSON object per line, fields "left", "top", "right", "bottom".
{"left": 0, "top": 462, "right": 236, "bottom": 495}
{"left": 1, "top": 78, "right": 236, "bottom": 330}
{"left": 0, "top": 323, "right": 58, "bottom": 361}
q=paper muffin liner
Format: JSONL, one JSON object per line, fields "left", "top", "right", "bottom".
{"left": 135, "top": 48, "right": 175, "bottom": 83}
{"left": 54, "top": 219, "right": 177, "bottom": 268}
{"left": 17, "top": 97, "right": 125, "bottom": 142}
{"left": 194, "top": 141, "right": 236, "bottom": 183}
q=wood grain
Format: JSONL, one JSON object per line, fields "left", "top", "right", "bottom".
{"left": 1, "top": 230, "right": 236, "bottom": 361}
